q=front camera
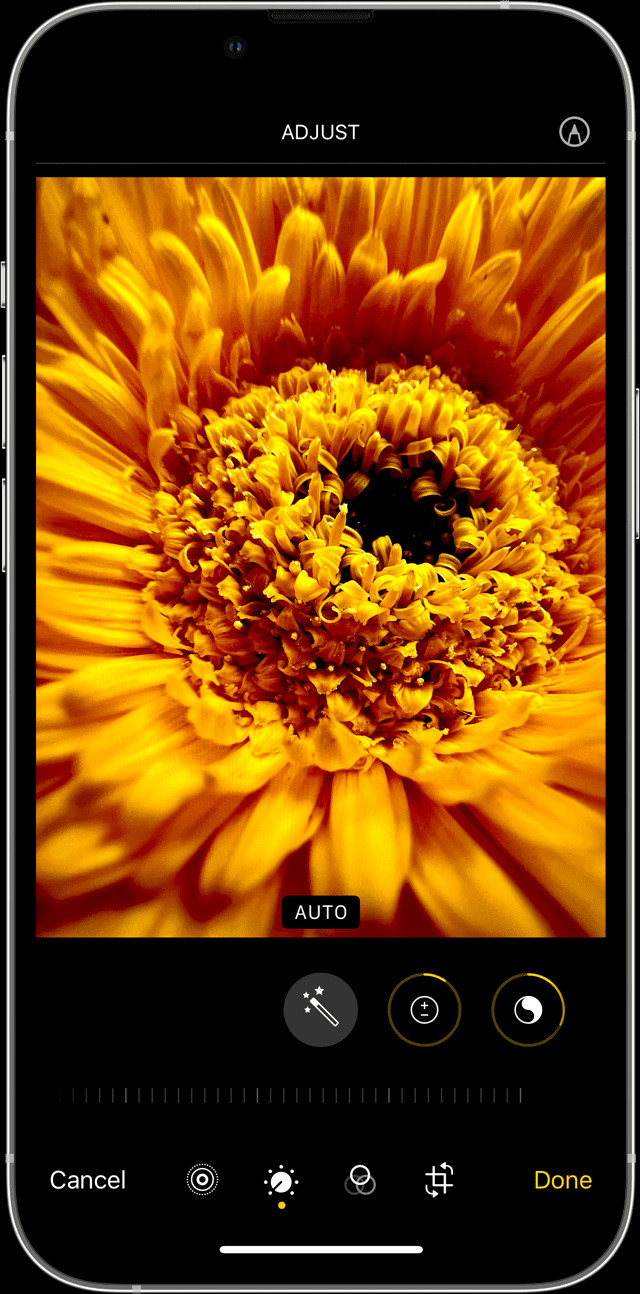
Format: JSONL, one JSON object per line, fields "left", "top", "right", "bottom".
{"left": 224, "top": 35, "right": 248, "bottom": 60}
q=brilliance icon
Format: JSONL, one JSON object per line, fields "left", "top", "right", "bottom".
{"left": 514, "top": 996, "right": 543, "bottom": 1024}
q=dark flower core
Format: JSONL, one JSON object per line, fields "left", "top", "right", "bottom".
{"left": 339, "top": 447, "right": 474, "bottom": 566}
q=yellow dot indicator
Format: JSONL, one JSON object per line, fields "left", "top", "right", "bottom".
{"left": 278, "top": 1201, "right": 286, "bottom": 1210}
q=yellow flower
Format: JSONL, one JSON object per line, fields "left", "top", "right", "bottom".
{"left": 36, "top": 176, "right": 605, "bottom": 937}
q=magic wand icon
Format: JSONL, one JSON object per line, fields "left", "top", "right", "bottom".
{"left": 310, "top": 997, "right": 339, "bottom": 1027}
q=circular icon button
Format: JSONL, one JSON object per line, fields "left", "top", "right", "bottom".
{"left": 410, "top": 995, "right": 439, "bottom": 1024}
{"left": 388, "top": 973, "right": 461, "bottom": 1046}
{"left": 559, "top": 116, "right": 590, "bottom": 147}
{"left": 345, "top": 1164, "right": 376, "bottom": 1195}
{"left": 283, "top": 972, "right": 358, "bottom": 1047}
{"left": 492, "top": 973, "right": 564, "bottom": 1046}
{"left": 514, "top": 994, "right": 543, "bottom": 1024}
{"left": 187, "top": 1164, "right": 218, "bottom": 1195}
{"left": 264, "top": 1165, "right": 298, "bottom": 1197}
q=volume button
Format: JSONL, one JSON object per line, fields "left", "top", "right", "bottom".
{"left": 2, "top": 355, "right": 6, "bottom": 449}
{"left": 2, "top": 478, "right": 6, "bottom": 573}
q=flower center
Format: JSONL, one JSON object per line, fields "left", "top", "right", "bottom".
{"left": 144, "top": 361, "right": 592, "bottom": 748}
{"left": 339, "top": 446, "right": 473, "bottom": 567}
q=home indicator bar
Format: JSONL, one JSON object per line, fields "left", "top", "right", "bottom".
{"left": 220, "top": 1246, "right": 424, "bottom": 1255}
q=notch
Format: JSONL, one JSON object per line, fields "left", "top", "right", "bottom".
{"left": 269, "top": 9, "right": 373, "bottom": 21}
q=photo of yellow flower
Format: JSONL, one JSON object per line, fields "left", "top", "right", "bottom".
{"left": 36, "top": 176, "right": 605, "bottom": 938}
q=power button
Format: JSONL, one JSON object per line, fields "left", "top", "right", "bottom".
{"left": 635, "top": 387, "right": 639, "bottom": 541}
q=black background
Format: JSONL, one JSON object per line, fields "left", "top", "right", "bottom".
{"left": 2, "top": 0, "right": 638, "bottom": 1288}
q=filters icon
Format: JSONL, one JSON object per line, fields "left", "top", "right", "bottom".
{"left": 345, "top": 1164, "right": 376, "bottom": 1195}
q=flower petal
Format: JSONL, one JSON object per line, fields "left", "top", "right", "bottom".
{"left": 37, "top": 352, "right": 149, "bottom": 462}
{"left": 517, "top": 276, "right": 605, "bottom": 388}
{"left": 408, "top": 795, "right": 552, "bottom": 936}
{"left": 275, "top": 206, "right": 326, "bottom": 332}
{"left": 37, "top": 822, "right": 129, "bottom": 896}
{"left": 199, "top": 764, "right": 325, "bottom": 894}
{"left": 309, "top": 765, "right": 411, "bottom": 921}
{"left": 471, "top": 781, "right": 604, "bottom": 934}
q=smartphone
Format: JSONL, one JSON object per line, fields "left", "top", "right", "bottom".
{"left": 4, "top": 2, "right": 635, "bottom": 1289}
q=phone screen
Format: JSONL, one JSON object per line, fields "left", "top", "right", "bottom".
{"left": 7, "top": 4, "right": 635, "bottom": 1290}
